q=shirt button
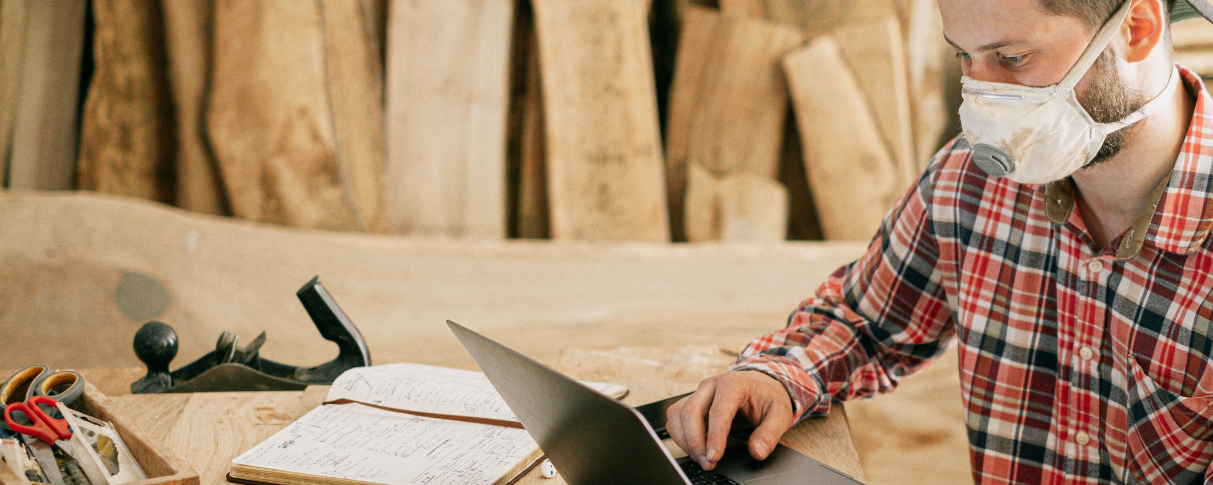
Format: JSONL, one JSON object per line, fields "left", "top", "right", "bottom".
{"left": 1076, "top": 431, "right": 1091, "bottom": 446}
{"left": 1079, "top": 346, "right": 1095, "bottom": 361}
{"left": 1087, "top": 259, "right": 1104, "bottom": 274}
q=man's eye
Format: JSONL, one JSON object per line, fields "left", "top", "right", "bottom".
{"left": 1001, "top": 55, "right": 1026, "bottom": 66}
{"left": 955, "top": 51, "right": 971, "bottom": 61}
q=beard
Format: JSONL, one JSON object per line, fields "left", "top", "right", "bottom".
{"left": 1076, "top": 49, "right": 1146, "bottom": 167}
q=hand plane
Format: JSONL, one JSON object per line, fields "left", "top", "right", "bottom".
{"left": 130, "top": 276, "right": 372, "bottom": 393}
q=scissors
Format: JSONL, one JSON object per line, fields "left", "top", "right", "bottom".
{"left": 4, "top": 395, "right": 73, "bottom": 452}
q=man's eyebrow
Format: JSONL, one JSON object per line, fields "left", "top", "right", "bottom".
{"left": 943, "top": 35, "right": 1022, "bottom": 52}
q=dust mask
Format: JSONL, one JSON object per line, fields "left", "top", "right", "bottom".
{"left": 959, "top": 0, "right": 1181, "bottom": 184}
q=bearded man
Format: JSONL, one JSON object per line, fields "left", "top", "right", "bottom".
{"left": 667, "top": 0, "right": 1213, "bottom": 483}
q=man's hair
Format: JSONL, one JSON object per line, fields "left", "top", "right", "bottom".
{"left": 1039, "top": 0, "right": 1178, "bottom": 29}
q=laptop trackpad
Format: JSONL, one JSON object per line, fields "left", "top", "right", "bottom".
{"left": 712, "top": 444, "right": 864, "bottom": 484}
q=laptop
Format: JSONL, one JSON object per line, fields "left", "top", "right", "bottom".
{"left": 447, "top": 320, "right": 864, "bottom": 485}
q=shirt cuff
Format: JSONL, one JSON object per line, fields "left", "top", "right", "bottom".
{"left": 729, "top": 354, "right": 828, "bottom": 421}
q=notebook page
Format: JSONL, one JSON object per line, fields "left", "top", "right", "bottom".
{"left": 232, "top": 404, "right": 538, "bottom": 485}
{"left": 326, "top": 363, "right": 627, "bottom": 423}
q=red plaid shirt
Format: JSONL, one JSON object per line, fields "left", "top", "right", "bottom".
{"left": 734, "top": 65, "right": 1213, "bottom": 484}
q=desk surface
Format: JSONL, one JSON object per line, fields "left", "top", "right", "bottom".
{"left": 9, "top": 347, "right": 864, "bottom": 484}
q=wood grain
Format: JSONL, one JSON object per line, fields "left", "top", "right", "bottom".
{"left": 785, "top": 37, "right": 902, "bottom": 241}
{"left": 833, "top": 16, "right": 917, "bottom": 188}
{"left": 5, "top": 0, "right": 86, "bottom": 191}
{"left": 904, "top": 0, "right": 949, "bottom": 168}
{"left": 664, "top": 7, "right": 802, "bottom": 241}
{"left": 77, "top": 0, "right": 175, "bottom": 204}
{"left": 384, "top": 0, "right": 514, "bottom": 238}
{"left": 531, "top": 0, "right": 671, "bottom": 242}
{"left": 207, "top": 0, "right": 358, "bottom": 231}
{"left": 684, "top": 163, "right": 788, "bottom": 242}
{"left": 0, "top": 190, "right": 866, "bottom": 372}
{"left": 718, "top": 0, "right": 898, "bottom": 41}
{"left": 161, "top": 0, "right": 227, "bottom": 215}
{"left": 321, "top": 0, "right": 388, "bottom": 233}
{"left": 0, "top": 0, "right": 26, "bottom": 188}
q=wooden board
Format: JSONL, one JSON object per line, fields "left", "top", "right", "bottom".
{"left": 321, "top": 0, "right": 388, "bottom": 233}
{"left": 5, "top": 0, "right": 86, "bottom": 191}
{"left": 531, "top": 0, "right": 671, "bottom": 242}
{"left": 207, "top": 0, "right": 359, "bottom": 231}
{"left": 904, "top": 0, "right": 949, "bottom": 168}
{"left": 384, "top": 0, "right": 514, "bottom": 238}
{"left": 664, "top": 7, "right": 802, "bottom": 241}
{"left": 87, "top": 346, "right": 864, "bottom": 485}
{"left": 0, "top": 0, "right": 26, "bottom": 188}
{"left": 162, "top": 0, "right": 228, "bottom": 215}
{"left": 0, "top": 190, "right": 867, "bottom": 371}
{"left": 833, "top": 16, "right": 917, "bottom": 187}
{"left": 718, "top": 0, "right": 898, "bottom": 41}
{"left": 684, "top": 163, "right": 788, "bottom": 242}
{"left": 77, "top": 0, "right": 175, "bottom": 204}
{"left": 785, "top": 37, "right": 902, "bottom": 241}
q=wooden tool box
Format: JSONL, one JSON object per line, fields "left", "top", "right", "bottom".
{"left": 0, "top": 383, "right": 198, "bottom": 485}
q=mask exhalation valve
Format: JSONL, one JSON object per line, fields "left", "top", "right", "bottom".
{"left": 972, "top": 143, "right": 1016, "bottom": 178}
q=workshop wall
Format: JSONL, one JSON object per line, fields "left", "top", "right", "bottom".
{"left": 0, "top": 0, "right": 967, "bottom": 242}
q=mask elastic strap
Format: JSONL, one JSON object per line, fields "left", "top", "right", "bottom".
{"left": 1059, "top": 0, "right": 1135, "bottom": 90}
{"left": 1098, "top": 65, "right": 1181, "bottom": 134}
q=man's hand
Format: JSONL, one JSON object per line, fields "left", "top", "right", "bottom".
{"left": 665, "top": 370, "right": 795, "bottom": 471}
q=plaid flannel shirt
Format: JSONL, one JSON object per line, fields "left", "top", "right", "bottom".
{"left": 733, "top": 65, "right": 1213, "bottom": 484}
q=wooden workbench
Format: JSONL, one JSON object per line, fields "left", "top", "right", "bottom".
{"left": 22, "top": 347, "right": 864, "bottom": 485}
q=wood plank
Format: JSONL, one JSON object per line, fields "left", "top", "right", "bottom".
{"left": 77, "top": 0, "right": 175, "bottom": 203}
{"left": 384, "top": 0, "right": 514, "bottom": 238}
{"left": 664, "top": 7, "right": 801, "bottom": 241}
{"left": 684, "top": 163, "right": 788, "bottom": 242}
{"left": 6, "top": 0, "right": 86, "bottom": 191}
{"left": 718, "top": 0, "right": 897, "bottom": 41}
{"left": 904, "top": 0, "right": 949, "bottom": 168}
{"left": 0, "top": 190, "right": 867, "bottom": 372}
{"left": 162, "top": 0, "right": 228, "bottom": 215}
{"left": 206, "top": 0, "right": 359, "bottom": 231}
{"left": 833, "top": 16, "right": 917, "bottom": 188}
{"left": 785, "top": 37, "right": 902, "bottom": 241}
{"left": 322, "top": 0, "right": 388, "bottom": 233}
{"left": 531, "top": 0, "right": 671, "bottom": 242}
{"left": 0, "top": 0, "right": 26, "bottom": 188}
{"left": 1172, "top": 17, "right": 1213, "bottom": 50}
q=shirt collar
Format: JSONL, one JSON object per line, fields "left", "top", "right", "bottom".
{"left": 1044, "top": 65, "right": 1213, "bottom": 261}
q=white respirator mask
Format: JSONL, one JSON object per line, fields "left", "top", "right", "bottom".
{"left": 959, "top": 0, "right": 1181, "bottom": 185}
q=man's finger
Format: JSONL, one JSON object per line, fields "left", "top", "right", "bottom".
{"left": 703, "top": 388, "right": 742, "bottom": 468}
{"left": 676, "top": 378, "right": 718, "bottom": 468}
{"left": 665, "top": 402, "right": 688, "bottom": 453}
{"left": 746, "top": 397, "right": 794, "bottom": 461}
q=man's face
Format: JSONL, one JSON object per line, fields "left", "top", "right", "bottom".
{"left": 940, "top": 0, "right": 1145, "bottom": 165}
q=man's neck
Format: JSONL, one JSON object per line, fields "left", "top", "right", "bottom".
{"left": 1071, "top": 66, "right": 1196, "bottom": 251}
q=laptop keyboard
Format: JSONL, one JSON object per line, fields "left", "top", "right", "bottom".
{"left": 680, "top": 461, "right": 742, "bottom": 485}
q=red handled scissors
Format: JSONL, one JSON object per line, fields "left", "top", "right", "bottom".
{"left": 4, "top": 395, "right": 71, "bottom": 448}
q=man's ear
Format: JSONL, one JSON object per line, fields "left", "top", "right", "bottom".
{"left": 1125, "top": 0, "right": 1166, "bottom": 62}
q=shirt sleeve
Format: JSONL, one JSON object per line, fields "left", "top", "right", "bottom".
{"left": 730, "top": 148, "right": 959, "bottom": 421}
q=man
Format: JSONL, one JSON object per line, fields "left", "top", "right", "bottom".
{"left": 667, "top": 0, "right": 1213, "bottom": 483}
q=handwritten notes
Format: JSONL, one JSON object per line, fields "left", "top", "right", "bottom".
{"left": 326, "top": 363, "right": 628, "bottom": 423}
{"left": 232, "top": 404, "right": 539, "bottom": 485}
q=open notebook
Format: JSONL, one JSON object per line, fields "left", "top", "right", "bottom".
{"left": 228, "top": 363, "right": 628, "bottom": 485}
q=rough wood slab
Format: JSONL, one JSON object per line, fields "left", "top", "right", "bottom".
{"left": 904, "top": 0, "right": 950, "bottom": 168}
{"left": 531, "top": 0, "right": 670, "bottom": 242}
{"left": 684, "top": 164, "right": 788, "bottom": 242}
{"left": 0, "top": 0, "right": 27, "bottom": 188}
{"left": 385, "top": 0, "right": 513, "bottom": 239}
{"left": 785, "top": 37, "right": 902, "bottom": 241}
{"left": 5, "top": 0, "right": 86, "bottom": 191}
{"left": 0, "top": 190, "right": 866, "bottom": 372}
{"left": 718, "top": 0, "right": 898, "bottom": 41}
{"left": 665, "top": 7, "right": 802, "bottom": 242}
{"left": 833, "top": 16, "right": 917, "bottom": 188}
{"left": 161, "top": 0, "right": 228, "bottom": 215}
{"left": 77, "top": 0, "right": 175, "bottom": 204}
{"left": 207, "top": 0, "right": 359, "bottom": 231}
{"left": 321, "top": 0, "right": 388, "bottom": 233}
